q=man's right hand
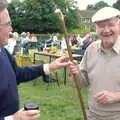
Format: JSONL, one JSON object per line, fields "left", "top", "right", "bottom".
{"left": 48, "top": 56, "right": 69, "bottom": 72}
{"left": 10, "top": 108, "right": 40, "bottom": 120}
{"left": 68, "top": 60, "right": 79, "bottom": 75}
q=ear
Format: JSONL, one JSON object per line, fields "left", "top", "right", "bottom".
{"left": 118, "top": 18, "right": 120, "bottom": 24}
{"left": 117, "top": 18, "right": 120, "bottom": 26}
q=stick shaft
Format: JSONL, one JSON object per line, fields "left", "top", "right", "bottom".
{"left": 59, "top": 17, "right": 88, "bottom": 120}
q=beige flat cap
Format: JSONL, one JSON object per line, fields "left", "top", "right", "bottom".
{"left": 92, "top": 7, "right": 120, "bottom": 23}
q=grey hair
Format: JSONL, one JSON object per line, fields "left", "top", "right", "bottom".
{"left": 0, "top": 0, "right": 8, "bottom": 12}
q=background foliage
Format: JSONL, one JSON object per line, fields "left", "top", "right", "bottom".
{"left": 87, "top": 0, "right": 120, "bottom": 10}
{"left": 8, "top": 0, "right": 120, "bottom": 34}
{"left": 8, "top": 0, "right": 79, "bottom": 33}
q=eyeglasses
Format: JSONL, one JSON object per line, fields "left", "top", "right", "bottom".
{"left": 96, "top": 18, "right": 120, "bottom": 28}
{"left": 0, "top": 21, "right": 12, "bottom": 27}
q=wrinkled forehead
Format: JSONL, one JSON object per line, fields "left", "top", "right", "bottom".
{"left": 96, "top": 17, "right": 120, "bottom": 25}
{"left": 0, "top": 8, "right": 11, "bottom": 23}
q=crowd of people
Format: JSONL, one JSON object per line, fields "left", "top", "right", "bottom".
{"left": 39, "top": 33, "right": 95, "bottom": 55}
{"left": 4, "top": 31, "right": 38, "bottom": 55}
{"left": 4, "top": 31, "right": 95, "bottom": 57}
{"left": 0, "top": 0, "right": 120, "bottom": 120}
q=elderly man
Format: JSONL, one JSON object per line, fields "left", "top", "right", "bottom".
{"left": 0, "top": 0, "right": 69, "bottom": 120}
{"left": 68, "top": 7, "right": 120, "bottom": 120}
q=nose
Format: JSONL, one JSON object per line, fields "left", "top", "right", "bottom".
{"left": 103, "top": 26, "right": 110, "bottom": 33}
{"left": 9, "top": 26, "right": 13, "bottom": 32}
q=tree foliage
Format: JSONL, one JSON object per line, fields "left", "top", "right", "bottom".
{"left": 87, "top": 4, "right": 94, "bottom": 10}
{"left": 113, "top": 0, "right": 120, "bottom": 10}
{"left": 8, "top": 0, "right": 79, "bottom": 33}
{"left": 94, "top": 1, "right": 109, "bottom": 10}
{"left": 87, "top": 1, "right": 109, "bottom": 10}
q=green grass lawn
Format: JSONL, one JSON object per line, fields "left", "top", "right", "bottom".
{"left": 17, "top": 51, "right": 88, "bottom": 120}
{"left": 18, "top": 77, "right": 88, "bottom": 120}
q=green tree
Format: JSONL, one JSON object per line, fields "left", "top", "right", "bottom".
{"left": 87, "top": 4, "right": 94, "bottom": 10}
{"left": 94, "top": 1, "right": 109, "bottom": 10}
{"left": 8, "top": 0, "right": 78, "bottom": 33}
{"left": 113, "top": 0, "right": 120, "bottom": 10}
{"left": 8, "top": 1, "right": 22, "bottom": 32}
{"left": 87, "top": 1, "right": 109, "bottom": 10}
{"left": 53, "top": 0, "right": 79, "bottom": 28}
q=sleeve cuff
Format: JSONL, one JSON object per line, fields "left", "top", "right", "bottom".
{"left": 0, "top": 117, "right": 4, "bottom": 120}
{"left": 5, "top": 116, "right": 13, "bottom": 120}
{"left": 43, "top": 64, "right": 50, "bottom": 75}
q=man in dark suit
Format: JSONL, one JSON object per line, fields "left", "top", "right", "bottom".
{"left": 0, "top": 1, "right": 69, "bottom": 120}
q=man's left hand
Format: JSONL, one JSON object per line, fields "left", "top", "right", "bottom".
{"left": 94, "top": 90, "right": 119, "bottom": 104}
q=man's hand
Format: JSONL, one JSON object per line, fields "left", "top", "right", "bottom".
{"left": 94, "top": 90, "right": 120, "bottom": 104}
{"left": 12, "top": 108, "right": 40, "bottom": 120}
{"left": 48, "top": 56, "right": 69, "bottom": 72}
{"left": 67, "top": 60, "right": 79, "bottom": 75}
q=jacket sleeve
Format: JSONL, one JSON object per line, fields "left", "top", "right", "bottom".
{"left": 5, "top": 49, "right": 45, "bottom": 84}
{"left": 0, "top": 117, "right": 4, "bottom": 120}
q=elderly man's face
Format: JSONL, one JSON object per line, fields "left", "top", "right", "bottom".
{"left": 96, "top": 18, "right": 120, "bottom": 48}
{"left": 0, "top": 8, "right": 12, "bottom": 46}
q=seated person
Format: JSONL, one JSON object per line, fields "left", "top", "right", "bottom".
{"left": 73, "top": 33, "right": 94, "bottom": 55}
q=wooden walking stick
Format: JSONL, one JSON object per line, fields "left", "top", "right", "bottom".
{"left": 55, "top": 9, "right": 87, "bottom": 120}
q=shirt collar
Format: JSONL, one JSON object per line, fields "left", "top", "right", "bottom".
{"left": 112, "top": 36, "right": 120, "bottom": 54}
{"left": 98, "top": 36, "right": 120, "bottom": 54}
